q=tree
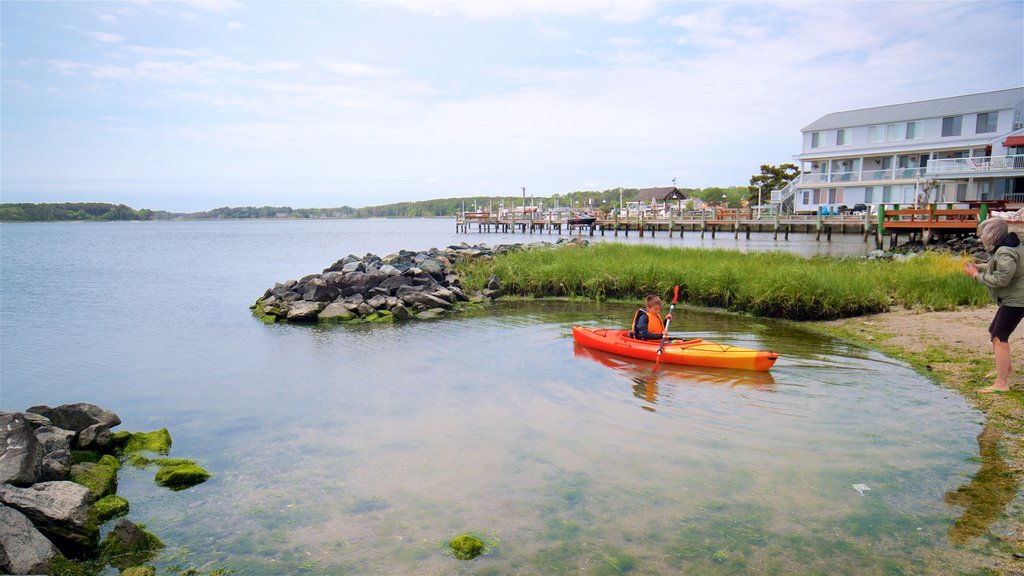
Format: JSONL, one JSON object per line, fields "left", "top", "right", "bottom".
{"left": 748, "top": 163, "right": 801, "bottom": 203}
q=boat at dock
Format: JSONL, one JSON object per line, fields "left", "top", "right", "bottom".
{"left": 572, "top": 326, "right": 779, "bottom": 371}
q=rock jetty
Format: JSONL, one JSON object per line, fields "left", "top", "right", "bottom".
{"left": 252, "top": 239, "right": 587, "bottom": 324}
{"left": 0, "top": 404, "right": 208, "bottom": 575}
{"left": 867, "top": 235, "right": 987, "bottom": 261}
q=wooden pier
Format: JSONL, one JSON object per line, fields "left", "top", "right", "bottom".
{"left": 457, "top": 204, "right": 989, "bottom": 249}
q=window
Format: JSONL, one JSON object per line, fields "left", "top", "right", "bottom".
{"left": 942, "top": 115, "right": 962, "bottom": 136}
{"left": 886, "top": 123, "right": 904, "bottom": 141}
{"left": 802, "top": 191, "right": 810, "bottom": 205}
{"left": 865, "top": 187, "right": 874, "bottom": 203}
{"left": 811, "top": 132, "right": 821, "bottom": 148}
{"left": 868, "top": 125, "right": 884, "bottom": 143}
{"left": 836, "top": 129, "right": 849, "bottom": 145}
{"left": 905, "top": 121, "right": 921, "bottom": 139}
{"left": 882, "top": 186, "right": 892, "bottom": 203}
{"left": 976, "top": 111, "right": 998, "bottom": 133}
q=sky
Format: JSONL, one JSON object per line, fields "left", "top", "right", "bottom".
{"left": 1, "top": 0, "right": 1022, "bottom": 211}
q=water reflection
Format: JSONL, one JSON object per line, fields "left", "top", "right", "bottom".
{"left": 944, "top": 422, "right": 1023, "bottom": 543}
{"left": 573, "top": 344, "right": 775, "bottom": 412}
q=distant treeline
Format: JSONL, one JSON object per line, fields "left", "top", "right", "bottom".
{"left": 0, "top": 202, "right": 174, "bottom": 222}
{"left": 0, "top": 186, "right": 755, "bottom": 222}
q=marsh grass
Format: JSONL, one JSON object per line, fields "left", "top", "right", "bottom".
{"left": 461, "top": 244, "right": 988, "bottom": 320}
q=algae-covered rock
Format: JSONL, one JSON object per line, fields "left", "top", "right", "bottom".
{"left": 127, "top": 456, "right": 194, "bottom": 469}
{"left": 448, "top": 534, "right": 484, "bottom": 560}
{"left": 70, "top": 451, "right": 98, "bottom": 465}
{"left": 99, "top": 519, "right": 163, "bottom": 569}
{"left": 94, "top": 495, "right": 129, "bottom": 523}
{"left": 121, "top": 566, "right": 156, "bottom": 576}
{"left": 69, "top": 456, "right": 119, "bottom": 499}
{"left": 47, "top": 555, "right": 94, "bottom": 576}
{"left": 113, "top": 429, "right": 172, "bottom": 455}
{"left": 154, "top": 463, "right": 210, "bottom": 490}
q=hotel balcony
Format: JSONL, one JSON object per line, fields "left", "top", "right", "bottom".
{"left": 795, "top": 167, "right": 928, "bottom": 187}
{"left": 925, "top": 154, "right": 1024, "bottom": 178}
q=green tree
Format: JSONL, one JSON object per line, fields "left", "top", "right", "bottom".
{"left": 748, "top": 163, "right": 801, "bottom": 203}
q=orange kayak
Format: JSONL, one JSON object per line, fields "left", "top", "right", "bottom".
{"left": 572, "top": 327, "right": 779, "bottom": 372}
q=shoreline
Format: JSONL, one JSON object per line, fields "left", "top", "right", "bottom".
{"left": 807, "top": 306, "right": 1023, "bottom": 567}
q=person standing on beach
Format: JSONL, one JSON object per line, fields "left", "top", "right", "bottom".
{"left": 964, "top": 217, "right": 1024, "bottom": 393}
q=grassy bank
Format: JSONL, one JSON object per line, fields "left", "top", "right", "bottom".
{"left": 461, "top": 243, "right": 988, "bottom": 321}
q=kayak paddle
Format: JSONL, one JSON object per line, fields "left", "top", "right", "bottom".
{"left": 653, "top": 285, "right": 680, "bottom": 373}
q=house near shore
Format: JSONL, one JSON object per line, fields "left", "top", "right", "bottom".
{"left": 775, "top": 87, "right": 1024, "bottom": 214}
{"left": 634, "top": 187, "right": 688, "bottom": 214}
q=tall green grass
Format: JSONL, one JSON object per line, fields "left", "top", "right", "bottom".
{"left": 460, "top": 244, "right": 990, "bottom": 320}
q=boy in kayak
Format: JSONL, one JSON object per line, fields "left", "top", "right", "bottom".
{"left": 631, "top": 294, "right": 672, "bottom": 340}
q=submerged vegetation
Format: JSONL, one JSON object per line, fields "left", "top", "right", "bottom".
{"left": 461, "top": 244, "right": 988, "bottom": 320}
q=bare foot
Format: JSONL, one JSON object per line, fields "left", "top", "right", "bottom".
{"left": 979, "top": 384, "right": 1010, "bottom": 393}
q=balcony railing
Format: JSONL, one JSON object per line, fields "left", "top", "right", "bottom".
{"left": 926, "top": 154, "right": 1024, "bottom": 175}
{"left": 797, "top": 167, "right": 927, "bottom": 185}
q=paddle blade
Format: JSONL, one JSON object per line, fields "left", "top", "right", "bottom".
{"left": 672, "top": 285, "right": 680, "bottom": 304}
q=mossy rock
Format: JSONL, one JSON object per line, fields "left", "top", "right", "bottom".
{"left": 370, "top": 310, "right": 395, "bottom": 322}
{"left": 99, "top": 520, "right": 164, "bottom": 569}
{"left": 70, "top": 450, "right": 99, "bottom": 465}
{"left": 71, "top": 459, "right": 118, "bottom": 499}
{"left": 94, "top": 495, "right": 130, "bottom": 523}
{"left": 448, "top": 534, "right": 485, "bottom": 560}
{"left": 155, "top": 463, "right": 211, "bottom": 490}
{"left": 121, "top": 566, "right": 156, "bottom": 576}
{"left": 116, "top": 429, "right": 172, "bottom": 455}
{"left": 48, "top": 555, "right": 95, "bottom": 576}
{"left": 127, "top": 455, "right": 195, "bottom": 469}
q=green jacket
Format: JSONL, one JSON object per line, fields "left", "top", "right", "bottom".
{"left": 977, "top": 233, "right": 1024, "bottom": 307}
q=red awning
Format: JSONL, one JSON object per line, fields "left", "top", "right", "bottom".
{"left": 1004, "top": 135, "right": 1024, "bottom": 147}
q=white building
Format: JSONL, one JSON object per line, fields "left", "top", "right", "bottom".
{"left": 776, "top": 88, "right": 1024, "bottom": 214}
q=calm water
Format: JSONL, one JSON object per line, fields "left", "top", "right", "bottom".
{"left": 0, "top": 219, "right": 1013, "bottom": 575}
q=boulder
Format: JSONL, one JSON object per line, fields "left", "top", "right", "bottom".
{"left": 419, "top": 258, "right": 445, "bottom": 277}
{"left": 366, "top": 295, "right": 388, "bottom": 310}
{"left": 0, "top": 481, "right": 98, "bottom": 556}
{"left": 302, "top": 279, "right": 338, "bottom": 302}
{"left": 390, "top": 304, "right": 411, "bottom": 321}
{"left": 154, "top": 463, "right": 210, "bottom": 490}
{"left": 76, "top": 423, "right": 111, "bottom": 451}
{"left": 0, "top": 505, "right": 59, "bottom": 575}
{"left": 356, "top": 303, "right": 376, "bottom": 317}
{"left": 341, "top": 261, "right": 363, "bottom": 273}
{"left": 379, "top": 275, "right": 413, "bottom": 292}
{"left": 0, "top": 412, "right": 43, "bottom": 486}
{"left": 344, "top": 293, "right": 365, "bottom": 305}
{"left": 286, "top": 301, "right": 325, "bottom": 322}
{"left": 367, "top": 286, "right": 389, "bottom": 297}
{"left": 280, "top": 291, "right": 301, "bottom": 302}
{"left": 99, "top": 519, "right": 164, "bottom": 569}
{"left": 378, "top": 264, "right": 401, "bottom": 276}
{"left": 417, "top": 309, "right": 445, "bottom": 320}
{"left": 19, "top": 412, "right": 51, "bottom": 429}
{"left": 485, "top": 275, "right": 502, "bottom": 291}
{"left": 318, "top": 303, "right": 356, "bottom": 322}
{"left": 431, "top": 288, "right": 455, "bottom": 303}
{"left": 401, "top": 293, "right": 453, "bottom": 310}
{"left": 113, "top": 429, "right": 171, "bottom": 454}
{"left": 70, "top": 455, "right": 118, "bottom": 499}
{"left": 385, "top": 296, "right": 399, "bottom": 309}
{"left": 35, "top": 427, "right": 74, "bottom": 454}
{"left": 394, "top": 284, "right": 427, "bottom": 298}
{"left": 25, "top": 404, "right": 120, "bottom": 433}
{"left": 41, "top": 450, "right": 71, "bottom": 482}
{"left": 94, "top": 495, "right": 129, "bottom": 523}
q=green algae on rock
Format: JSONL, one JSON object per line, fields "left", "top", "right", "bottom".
{"left": 70, "top": 455, "right": 120, "bottom": 499}
{"left": 448, "top": 534, "right": 485, "bottom": 560}
{"left": 94, "top": 495, "right": 130, "bottom": 523}
{"left": 113, "top": 429, "right": 172, "bottom": 454}
{"left": 154, "top": 463, "right": 211, "bottom": 490}
{"left": 99, "top": 519, "right": 164, "bottom": 569}
{"left": 47, "top": 555, "right": 96, "bottom": 576}
{"left": 121, "top": 567, "right": 156, "bottom": 576}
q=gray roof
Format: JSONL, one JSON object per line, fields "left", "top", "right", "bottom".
{"left": 802, "top": 87, "right": 1024, "bottom": 132}
{"left": 636, "top": 187, "right": 686, "bottom": 202}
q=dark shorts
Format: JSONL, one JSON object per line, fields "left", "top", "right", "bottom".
{"left": 989, "top": 305, "right": 1024, "bottom": 342}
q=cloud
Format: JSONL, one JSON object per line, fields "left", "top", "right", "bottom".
{"left": 98, "top": 14, "right": 118, "bottom": 24}
{"left": 85, "top": 31, "right": 124, "bottom": 43}
{"left": 381, "top": 0, "right": 656, "bottom": 20}
{"left": 324, "top": 61, "right": 403, "bottom": 77}
{"left": 226, "top": 20, "right": 245, "bottom": 31}
{"left": 182, "top": 0, "right": 242, "bottom": 13}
